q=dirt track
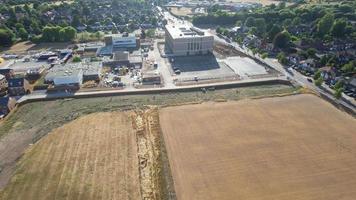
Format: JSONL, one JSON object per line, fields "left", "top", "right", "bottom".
{"left": 160, "top": 94, "right": 356, "bottom": 200}
{"left": 0, "top": 112, "right": 141, "bottom": 200}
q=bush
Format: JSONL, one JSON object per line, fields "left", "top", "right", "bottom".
{"left": 315, "top": 77, "right": 323, "bottom": 87}
{"left": 334, "top": 88, "right": 343, "bottom": 99}
{"left": 277, "top": 52, "right": 288, "bottom": 65}
{"left": 72, "top": 56, "right": 81, "bottom": 63}
{"left": 313, "top": 70, "right": 321, "bottom": 80}
{"left": 261, "top": 53, "right": 268, "bottom": 59}
{"left": 0, "top": 28, "right": 15, "bottom": 47}
{"left": 30, "top": 35, "right": 42, "bottom": 44}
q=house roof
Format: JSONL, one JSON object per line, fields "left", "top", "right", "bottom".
{"left": 0, "top": 68, "right": 12, "bottom": 75}
{"left": 300, "top": 58, "right": 315, "bottom": 64}
{"left": 8, "top": 78, "right": 24, "bottom": 88}
{"left": 0, "top": 97, "right": 9, "bottom": 107}
{"left": 349, "top": 78, "right": 356, "bottom": 87}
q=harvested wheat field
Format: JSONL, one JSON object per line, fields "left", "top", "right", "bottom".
{"left": 160, "top": 94, "right": 356, "bottom": 200}
{"left": 0, "top": 112, "right": 142, "bottom": 200}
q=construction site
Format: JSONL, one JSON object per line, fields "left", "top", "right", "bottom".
{"left": 0, "top": 84, "right": 355, "bottom": 200}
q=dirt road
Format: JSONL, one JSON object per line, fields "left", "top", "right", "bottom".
{"left": 160, "top": 94, "right": 356, "bottom": 200}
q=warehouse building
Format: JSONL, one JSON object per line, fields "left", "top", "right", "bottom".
{"left": 45, "top": 60, "right": 102, "bottom": 88}
{"left": 165, "top": 25, "right": 214, "bottom": 56}
{"left": 97, "top": 34, "right": 138, "bottom": 56}
{"left": 52, "top": 69, "right": 83, "bottom": 87}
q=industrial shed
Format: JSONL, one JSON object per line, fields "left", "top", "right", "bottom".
{"left": 45, "top": 61, "right": 102, "bottom": 85}
{"left": 52, "top": 69, "right": 83, "bottom": 87}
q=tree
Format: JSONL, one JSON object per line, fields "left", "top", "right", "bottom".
{"left": 334, "top": 88, "right": 343, "bottom": 99}
{"left": 268, "top": 25, "right": 281, "bottom": 41}
{"left": 42, "top": 26, "right": 76, "bottom": 42}
{"left": 273, "top": 31, "right": 290, "bottom": 49}
{"left": 277, "top": 52, "right": 288, "bottom": 65}
{"left": 254, "top": 18, "right": 266, "bottom": 37}
{"left": 261, "top": 53, "right": 268, "bottom": 59}
{"left": 146, "top": 29, "right": 155, "bottom": 38}
{"left": 278, "top": 2, "right": 286, "bottom": 10}
{"left": 282, "top": 19, "right": 292, "bottom": 28}
{"left": 18, "top": 28, "right": 28, "bottom": 40}
{"left": 72, "top": 56, "right": 81, "bottom": 63}
{"left": 244, "top": 17, "right": 255, "bottom": 27}
{"left": 331, "top": 18, "right": 347, "bottom": 38}
{"left": 317, "top": 13, "right": 334, "bottom": 37}
{"left": 315, "top": 76, "right": 323, "bottom": 87}
{"left": 0, "top": 28, "right": 15, "bottom": 47}
{"left": 61, "top": 26, "right": 77, "bottom": 42}
{"left": 334, "top": 80, "right": 343, "bottom": 90}
{"left": 306, "top": 48, "right": 316, "bottom": 58}
{"left": 341, "top": 61, "right": 356, "bottom": 74}
{"left": 216, "top": 26, "right": 223, "bottom": 34}
{"left": 292, "top": 17, "right": 301, "bottom": 26}
{"left": 313, "top": 70, "right": 321, "bottom": 80}
{"left": 112, "top": 28, "right": 118, "bottom": 34}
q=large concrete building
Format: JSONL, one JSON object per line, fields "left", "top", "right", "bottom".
{"left": 165, "top": 25, "right": 214, "bottom": 56}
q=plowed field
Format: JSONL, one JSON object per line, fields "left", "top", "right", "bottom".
{"left": 160, "top": 94, "right": 356, "bottom": 200}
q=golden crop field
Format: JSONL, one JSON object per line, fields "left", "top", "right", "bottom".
{"left": 0, "top": 112, "right": 141, "bottom": 200}
{"left": 160, "top": 94, "right": 356, "bottom": 200}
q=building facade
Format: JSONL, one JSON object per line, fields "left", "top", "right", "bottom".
{"left": 165, "top": 25, "right": 214, "bottom": 56}
{"left": 0, "top": 74, "right": 7, "bottom": 96}
{"left": 104, "top": 34, "right": 137, "bottom": 49}
{"left": 8, "top": 77, "right": 30, "bottom": 96}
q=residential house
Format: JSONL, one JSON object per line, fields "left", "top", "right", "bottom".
{"left": 344, "top": 77, "right": 356, "bottom": 97}
{"left": 298, "top": 58, "right": 316, "bottom": 73}
{"left": 0, "top": 68, "right": 14, "bottom": 79}
{"left": 76, "top": 24, "right": 87, "bottom": 32}
{"left": 288, "top": 54, "right": 301, "bottom": 65}
{"left": 243, "top": 35, "right": 261, "bottom": 48}
{"left": 8, "top": 78, "right": 30, "bottom": 96}
{"left": 228, "top": 26, "right": 242, "bottom": 38}
{"left": 319, "top": 66, "right": 336, "bottom": 85}
{"left": 0, "top": 74, "right": 7, "bottom": 96}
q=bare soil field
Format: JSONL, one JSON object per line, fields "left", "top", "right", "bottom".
{"left": 160, "top": 94, "right": 356, "bottom": 200}
{"left": 0, "top": 112, "right": 141, "bottom": 200}
{"left": 0, "top": 84, "right": 297, "bottom": 194}
{"left": 1, "top": 41, "right": 71, "bottom": 55}
{"left": 168, "top": 7, "right": 193, "bottom": 17}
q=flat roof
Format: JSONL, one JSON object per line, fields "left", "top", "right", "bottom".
{"left": 165, "top": 25, "right": 211, "bottom": 39}
{"left": 45, "top": 60, "right": 101, "bottom": 81}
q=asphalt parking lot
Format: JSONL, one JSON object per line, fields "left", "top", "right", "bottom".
{"left": 166, "top": 55, "right": 236, "bottom": 82}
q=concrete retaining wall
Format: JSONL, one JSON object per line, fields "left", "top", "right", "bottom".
{"left": 18, "top": 79, "right": 292, "bottom": 106}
